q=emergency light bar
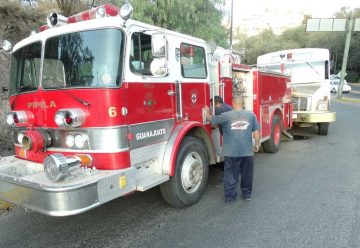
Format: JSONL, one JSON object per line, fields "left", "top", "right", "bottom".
{"left": 40, "top": 3, "right": 132, "bottom": 31}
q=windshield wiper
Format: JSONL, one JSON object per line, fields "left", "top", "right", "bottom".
{"left": 305, "top": 61, "right": 320, "bottom": 76}
{"left": 44, "top": 86, "right": 90, "bottom": 106}
{"left": 62, "top": 90, "right": 91, "bottom": 106}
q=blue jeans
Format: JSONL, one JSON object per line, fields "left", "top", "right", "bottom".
{"left": 224, "top": 156, "right": 254, "bottom": 201}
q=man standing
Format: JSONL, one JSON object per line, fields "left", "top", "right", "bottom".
{"left": 206, "top": 95, "right": 260, "bottom": 203}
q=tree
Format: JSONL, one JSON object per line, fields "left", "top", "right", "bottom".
{"left": 129, "top": 0, "right": 228, "bottom": 47}
{"left": 56, "top": 0, "right": 74, "bottom": 16}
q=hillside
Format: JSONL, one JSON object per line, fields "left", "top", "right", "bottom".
{"left": 0, "top": 2, "right": 44, "bottom": 156}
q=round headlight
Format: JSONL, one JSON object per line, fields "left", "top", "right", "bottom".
{"left": 17, "top": 132, "right": 24, "bottom": 144}
{"left": 6, "top": 113, "right": 14, "bottom": 126}
{"left": 74, "top": 134, "right": 86, "bottom": 149}
{"left": 65, "top": 135, "right": 75, "bottom": 148}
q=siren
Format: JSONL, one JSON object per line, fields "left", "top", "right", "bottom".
{"left": 47, "top": 11, "right": 68, "bottom": 28}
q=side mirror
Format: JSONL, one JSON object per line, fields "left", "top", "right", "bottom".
{"left": 151, "top": 33, "right": 166, "bottom": 57}
{"left": 1, "top": 40, "right": 12, "bottom": 52}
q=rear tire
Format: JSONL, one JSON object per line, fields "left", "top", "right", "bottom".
{"left": 160, "top": 136, "right": 209, "bottom": 208}
{"left": 318, "top": 122, "right": 329, "bottom": 135}
{"left": 263, "top": 115, "right": 281, "bottom": 153}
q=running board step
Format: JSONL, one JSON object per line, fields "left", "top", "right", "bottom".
{"left": 281, "top": 129, "right": 293, "bottom": 140}
{"left": 136, "top": 174, "right": 169, "bottom": 191}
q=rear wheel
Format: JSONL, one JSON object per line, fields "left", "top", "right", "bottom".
{"left": 263, "top": 115, "right": 281, "bottom": 153}
{"left": 318, "top": 122, "right": 329, "bottom": 135}
{"left": 160, "top": 136, "right": 209, "bottom": 208}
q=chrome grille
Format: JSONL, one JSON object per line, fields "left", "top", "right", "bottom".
{"left": 292, "top": 97, "right": 308, "bottom": 111}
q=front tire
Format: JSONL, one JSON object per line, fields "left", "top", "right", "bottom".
{"left": 160, "top": 136, "right": 209, "bottom": 208}
{"left": 318, "top": 122, "right": 329, "bottom": 135}
{"left": 263, "top": 115, "right": 281, "bottom": 153}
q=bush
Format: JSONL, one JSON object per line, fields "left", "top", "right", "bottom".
{"left": 345, "top": 71, "right": 360, "bottom": 83}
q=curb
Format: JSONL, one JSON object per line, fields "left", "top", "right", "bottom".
{"left": 332, "top": 97, "right": 360, "bottom": 104}
{"left": 0, "top": 200, "right": 13, "bottom": 210}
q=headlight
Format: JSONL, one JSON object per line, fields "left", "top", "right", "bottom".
{"left": 74, "top": 134, "right": 87, "bottom": 149}
{"left": 65, "top": 135, "right": 75, "bottom": 148}
{"left": 17, "top": 132, "right": 24, "bottom": 144}
{"left": 317, "top": 102, "right": 328, "bottom": 111}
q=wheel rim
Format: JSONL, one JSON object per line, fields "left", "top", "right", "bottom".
{"left": 181, "top": 152, "right": 204, "bottom": 193}
{"left": 274, "top": 122, "right": 281, "bottom": 146}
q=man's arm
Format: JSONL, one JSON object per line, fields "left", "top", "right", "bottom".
{"left": 253, "top": 130, "right": 260, "bottom": 152}
{"left": 205, "top": 107, "right": 228, "bottom": 126}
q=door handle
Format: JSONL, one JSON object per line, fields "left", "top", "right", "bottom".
{"left": 167, "top": 90, "right": 176, "bottom": 96}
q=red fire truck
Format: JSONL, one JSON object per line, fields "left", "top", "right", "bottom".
{"left": 0, "top": 3, "right": 292, "bottom": 216}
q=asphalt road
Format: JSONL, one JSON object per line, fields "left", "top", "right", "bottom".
{"left": 0, "top": 100, "right": 359, "bottom": 248}
{"left": 342, "top": 83, "right": 360, "bottom": 100}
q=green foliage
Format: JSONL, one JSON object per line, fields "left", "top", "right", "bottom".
{"left": 345, "top": 71, "right": 359, "bottom": 83}
{"left": 233, "top": 8, "right": 360, "bottom": 78}
{"left": 129, "top": 0, "right": 228, "bottom": 47}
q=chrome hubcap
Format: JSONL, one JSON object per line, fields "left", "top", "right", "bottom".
{"left": 181, "top": 152, "right": 204, "bottom": 193}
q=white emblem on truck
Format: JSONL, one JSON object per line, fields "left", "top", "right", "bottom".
{"left": 135, "top": 128, "right": 166, "bottom": 140}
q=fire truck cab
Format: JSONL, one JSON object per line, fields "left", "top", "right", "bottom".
{"left": 0, "top": 3, "right": 292, "bottom": 216}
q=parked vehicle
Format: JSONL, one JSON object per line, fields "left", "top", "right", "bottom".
{"left": 330, "top": 75, "right": 351, "bottom": 93}
{"left": 0, "top": 3, "right": 292, "bottom": 216}
{"left": 257, "top": 48, "right": 336, "bottom": 136}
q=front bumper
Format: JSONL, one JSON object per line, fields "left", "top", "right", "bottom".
{"left": 292, "top": 111, "right": 336, "bottom": 123}
{"left": 0, "top": 156, "right": 136, "bottom": 216}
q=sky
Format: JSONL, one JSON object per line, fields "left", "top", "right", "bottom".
{"left": 226, "top": 0, "right": 359, "bottom": 24}
{"left": 225, "top": 0, "right": 360, "bottom": 35}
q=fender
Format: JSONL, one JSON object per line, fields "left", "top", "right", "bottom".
{"left": 162, "top": 121, "right": 215, "bottom": 177}
{"left": 269, "top": 105, "right": 283, "bottom": 129}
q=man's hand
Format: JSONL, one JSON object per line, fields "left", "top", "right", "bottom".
{"left": 205, "top": 106, "right": 212, "bottom": 121}
{"left": 253, "top": 130, "right": 260, "bottom": 152}
{"left": 253, "top": 143, "right": 260, "bottom": 152}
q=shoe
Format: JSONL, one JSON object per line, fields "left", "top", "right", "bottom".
{"left": 241, "top": 195, "right": 251, "bottom": 201}
{"left": 224, "top": 198, "right": 236, "bottom": 204}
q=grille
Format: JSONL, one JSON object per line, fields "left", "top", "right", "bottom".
{"left": 292, "top": 97, "right": 308, "bottom": 111}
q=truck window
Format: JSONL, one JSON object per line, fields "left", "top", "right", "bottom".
{"left": 9, "top": 42, "right": 41, "bottom": 95}
{"left": 43, "top": 28, "right": 124, "bottom": 89}
{"left": 130, "top": 33, "right": 154, "bottom": 75}
{"left": 180, "top": 43, "right": 207, "bottom": 79}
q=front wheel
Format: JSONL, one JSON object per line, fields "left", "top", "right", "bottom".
{"left": 317, "top": 122, "right": 329, "bottom": 135}
{"left": 263, "top": 115, "right": 281, "bottom": 153}
{"left": 160, "top": 136, "right": 209, "bottom": 208}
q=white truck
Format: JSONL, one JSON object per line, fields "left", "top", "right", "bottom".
{"left": 257, "top": 48, "right": 336, "bottom": 135}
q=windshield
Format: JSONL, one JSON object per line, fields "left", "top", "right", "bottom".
{"left": 10, "top": 42, "right": 41, "bottom": 95}
{"left": 43, "top": 28, "right": 124, "bottom": 89}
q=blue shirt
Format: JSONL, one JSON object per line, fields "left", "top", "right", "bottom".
{"left": 211, "top": 109, "right": 260, "bottom": 157}
{"left": 215, "top": 103, "right": 232, "bottom": 115}
{"left": 214, "top": 103, "right": 232, "bottom": 134}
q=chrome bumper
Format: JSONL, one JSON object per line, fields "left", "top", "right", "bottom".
{"left": 0, "top": 156, "right": 136, "bottom": 216}
{"left": 292, "top": 111, "right": 336, "bottom": 123}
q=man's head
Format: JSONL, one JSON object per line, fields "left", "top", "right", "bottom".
{"left": 232, "top": 95, "right": 245, "bottom": 110}
{"left": 211, "top": 96, "right": 223, "bottom": 107}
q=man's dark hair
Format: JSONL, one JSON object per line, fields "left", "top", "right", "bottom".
{"left": 210, "top": 96, "right": 223, "bottom": 105}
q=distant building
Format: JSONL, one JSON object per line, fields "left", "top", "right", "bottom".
{"left": 234, "top": 9, "right": 304, "bottom": 36}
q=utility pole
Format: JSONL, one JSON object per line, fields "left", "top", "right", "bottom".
{"left": 337, "top": 12, "right": 354, "bottom": 99}
{"left": 306, "top": 14, "right": 359, "bottom": 99}
{"left": 229, "top": 0, "right": 233, "bottom": 49}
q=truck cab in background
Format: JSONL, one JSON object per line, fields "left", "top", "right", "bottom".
{"left": 257, "top": 48, "right": 336, "bottom": 135}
